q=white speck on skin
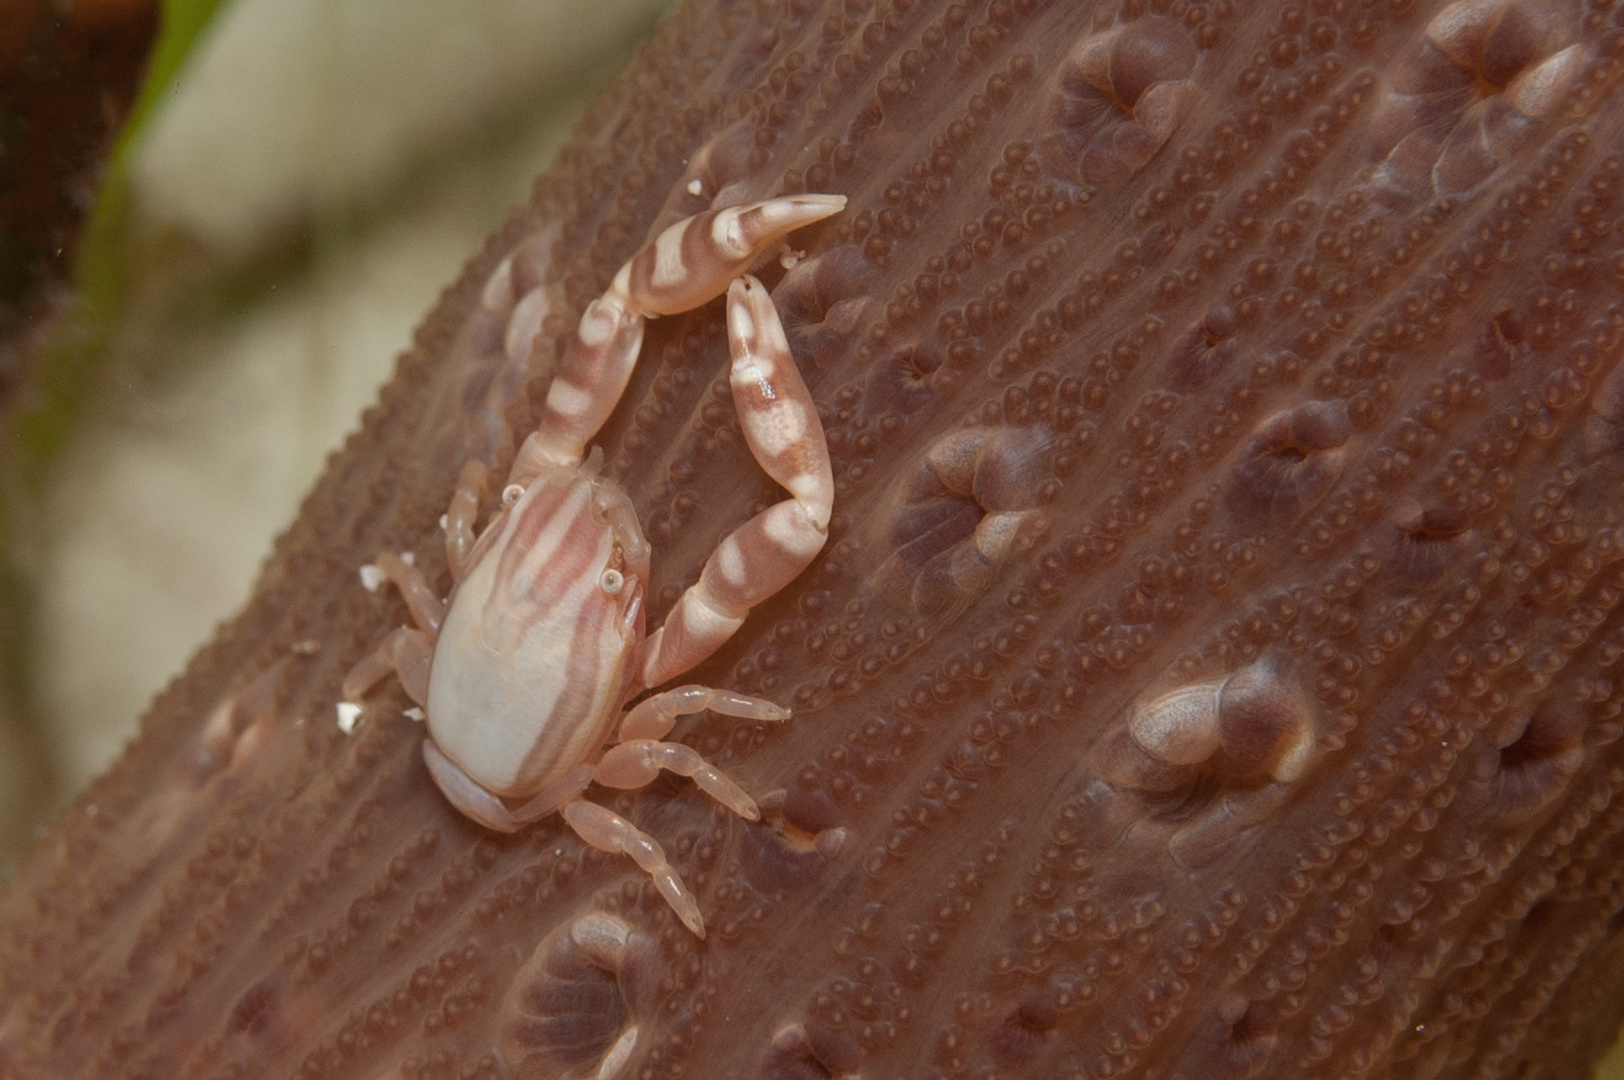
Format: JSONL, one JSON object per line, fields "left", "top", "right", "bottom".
{"left": 404, "top": 707, "right": 425, "bottom": 722}
{"left": 359, "top": 564, "right": 384, "bottom": 591}
{"left": 686, "top": 178, "right": 702, "bottom": 195}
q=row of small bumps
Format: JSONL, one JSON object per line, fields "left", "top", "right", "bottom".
{"left": 7, "top": 0, "right": 1624, "bottom": 1078}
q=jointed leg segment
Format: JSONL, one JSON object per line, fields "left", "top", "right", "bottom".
{"left": 342, "top": 626, "right": 433, "bottom": 708}
{"left": 617, "top": 684, "right": 790, "bottom": 741}
{"left": 595, "top": 740, "right": 761, "bottom": 820}
{"left": 564, "top": 800, "right": 707, "bottom": 937}
{"left": 443, "top": 460, "right": 487, "bottom": 579}
{"left": 342, "top": 552, "right": 442, "bottom": 707}
{"left": 366, "top": 552, "right": 444, "bottom": 634}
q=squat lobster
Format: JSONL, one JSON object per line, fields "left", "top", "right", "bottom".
{"left": 340, "top": 195, "right": 843, "bottom": 937}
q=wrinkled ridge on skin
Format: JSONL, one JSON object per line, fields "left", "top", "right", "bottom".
{"left": 8, "top": 0, "right": 1624, "bottom": 1077}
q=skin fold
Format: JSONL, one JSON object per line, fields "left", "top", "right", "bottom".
{"left": 6, "top": 0, "right": 1624, "bottom": 1076}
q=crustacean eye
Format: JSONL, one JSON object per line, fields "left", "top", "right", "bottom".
{"left": 502, "top": 483, "right": 526, "bottom": 506}
{"left": 600, "top": 568, "right": 625, "bottom": 595}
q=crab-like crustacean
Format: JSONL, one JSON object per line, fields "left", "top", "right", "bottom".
{"left": 338, "top": 194, "right": 844, "bottom": 936}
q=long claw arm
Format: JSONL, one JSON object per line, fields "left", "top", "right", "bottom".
{"left": 619, "top": 195, "right": 846, "bottom": 317}
{"left": 640, "top": 275, "right": 834, "bottom": 688}
{"left": 504, "top": 194, "right": 842, "bottom": 486}
{"left": 507, "top": 294, "right": 645, "bottom": 484}
{"left": 725, "top": 274, "right": 836, "bottom": 524}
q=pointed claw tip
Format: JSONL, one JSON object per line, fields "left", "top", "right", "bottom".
{"left": 753, "top": 192, "right": 847, "bottom": 234}
{"left": 790, "top": 192, "right": 846, "bottom": 222}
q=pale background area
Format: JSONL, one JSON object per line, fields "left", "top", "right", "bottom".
{"left": 5, "top": 0, "right": 667, "bottom": 859}
{"left": 10, "top": 0, "right": 1624, "bottom": 1072}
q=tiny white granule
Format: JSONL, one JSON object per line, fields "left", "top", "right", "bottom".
{"left": 336, "top": 702, "right": 363, "bottom": 734}
{"left": 359, "top": 564, "right": 384, "bottom": 592}
{"left": 687, "top": 178, "right": 703, "bottom": 195}
{"left": 404, "top": 708, "right": 425, "bottom": 722}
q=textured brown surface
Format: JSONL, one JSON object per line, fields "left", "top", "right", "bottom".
{"left": 5, "top": 0, "right": 1624, "bottom": 1076}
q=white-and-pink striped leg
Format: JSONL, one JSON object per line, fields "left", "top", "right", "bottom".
{"left": 507, "top": 195, "right": 845, "bottom": 488}
{"left": 640, "top": 275, "right": 834, "bottom": 688}
{"left": 616, "top": 195, "right": 846, "bottom": 316}
{"left": 508, "top": 291, "right": 645, "bottom": 484}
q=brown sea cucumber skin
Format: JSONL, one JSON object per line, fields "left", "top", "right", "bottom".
{"left": 6, "top": 0, "right": 1624, "bottom": 1077}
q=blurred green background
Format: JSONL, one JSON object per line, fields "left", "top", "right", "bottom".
{"left": 0, "top": 0, "right": 669, "bottom": 876}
